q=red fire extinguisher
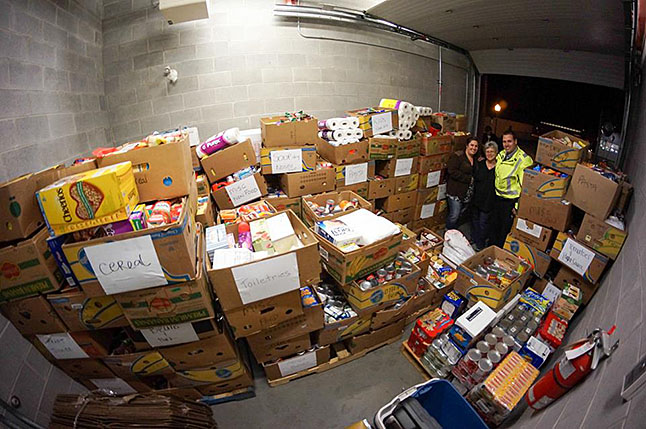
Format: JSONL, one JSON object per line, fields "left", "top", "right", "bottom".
{"left": 526, "top": 327, "right": 618, "bottom": 410}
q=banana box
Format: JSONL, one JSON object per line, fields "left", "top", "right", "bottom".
{"left": 334, "top": 161, "right": 375, "bottom": 187}
{"left": 536, "top": 130, "right": 589, "bottom": 175}
{"left": 347, "top": 107, "right": 398, "bottom": 140}
{"left": 0, "top": 295, "right": 67, "bottom": 335}
{"left": 102, "top": 350, "right": 174, "bottom": 380}
{"left": 170, "top": 357, "right": 248, "bottom": 388}
{"left": 302, "top": 190, "right": 372, "bottom": 228}
{"left": 316, "top": 315, "right": 371, "bottom": 346}
{"left": 346, "top": 318, "right": 406, "bottom": 354}
{"left": 47, "top": 288, "right": 129, "bottom": 332}
{"left": 549, "top": 232, "right": 609, "bottom": 284}
{"left": 341, "top": 263, "right": 422, "bottom": 312}
{"left": 160, "top": 334, "right": 238, "bottom": 371}
{"left": 504, "top": 235, "right": 552, "bottom": 278}
{"left": 0, "top": 227, "right": 66, "bottom": 301}
{"left": 264, "top": 194, "right": 302, "bottom": 218}
{"left": 57, "top": 358, "right": 116, "bottom": 379}
{"left": 577, "top": 213, "right": 627, "bottom": 260}
{"left": 260, "top": 145, "right": 317, "bottom": 175}
{"left": 522, "top": 167, "right": 571, "bottom": 199}
{"left": 395, "top": 173, "right": 419, "bottom": 194}
{"left": 196, "top": 366, "right": 254, "bottom": 397}
{"left": 36, "top": 162, "right": 139, "bottom": 236}
{"left": 262, "top": 346, "right": 331, "bottom": 381}
{"left": 336, "top": 182, "right": 369, "bottom": 200}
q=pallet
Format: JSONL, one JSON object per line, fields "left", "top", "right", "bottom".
{"left": 267, "top": 334, "right": 401, "bottom": 387}
{"left": 400, "top": 341, "right": 433, "bottom": 380}
{"left": 200, "top": 386, "right": 256, "bottom": 405}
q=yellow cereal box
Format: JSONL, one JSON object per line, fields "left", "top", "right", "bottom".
{"left": 36, "top": 162, "right": 139, "bottom": 236}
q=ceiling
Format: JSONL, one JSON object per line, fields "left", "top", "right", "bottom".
{"left": 368, "top": 0, "right": 625, "bottom": 55}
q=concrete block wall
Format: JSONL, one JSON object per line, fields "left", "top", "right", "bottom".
{"left": 102, "top": 0, "right": 469, "bottom": 144}
{"left": 0, "top": 0, "right": 109, "bottom": 183}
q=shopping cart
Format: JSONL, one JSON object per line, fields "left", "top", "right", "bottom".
{"left": 374, "top": 379, "right": 487, "bottom": 429}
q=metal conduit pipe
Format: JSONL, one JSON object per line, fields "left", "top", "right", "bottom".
{"left": 438, "top": 46, "right": 443, "bottom": 111}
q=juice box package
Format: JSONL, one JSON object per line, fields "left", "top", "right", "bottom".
{"left": 36, "top": 162, "right": 139, "bottom": 236}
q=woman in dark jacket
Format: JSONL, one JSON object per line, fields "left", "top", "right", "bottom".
{"left": 445, "top": 137, "right": 478, "bottom": 230}
{"left": 471, "top": 141, "right": 498, "bottom": 250}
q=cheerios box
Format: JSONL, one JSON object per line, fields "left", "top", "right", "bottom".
{"left": 36, "top": 162, "right": 139, "bottom": 237}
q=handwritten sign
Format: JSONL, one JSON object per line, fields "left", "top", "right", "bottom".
{"left": 225, "top": 175, "right": 262, "bottom": 206}
{"left": 90, "top": 378, "right": 137, "bottom": 395}
{"left": 516, "top": 219, "right": 543, "bottom": 238}
{"left": 278, "top": 350, "right": 318, "bottom": 376}
{"left": 557, "top": 238, "right": 595, "bottom": 276}
{"left": 420, "top": 203, "right": 436, "bottom": 219}
{"left": 426, "top": 171, "right": 441, "bottom": 188}
{"left": 37, "top": 333, "right": 89, "bottom": 360}
{"left": 344, "top": 163, "right": 368, "bottom": 186}
{"left": 270, "top": 149, "right": 302, "bottom": 174}
{"left": 85, "top": 236, "right": 167, "bottom": 295}
{"left": 394, "top": 158, "right": 413, "bottom": 177}
{"left": 141, "top": 323, "right": 199, "bottom": 347}
{"left": 232, "top": 252, "right": 300, "bottom": 304}
{"left": 437, "top": 183, "right": 447, "bottom": 200}
{"left": 371, "top": 112, "right": 393, "bottom": 135}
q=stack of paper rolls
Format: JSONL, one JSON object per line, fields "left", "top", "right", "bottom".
{"left": 379, "top": 98, "right": 418, "bottom": 140}
{"left": 318, "top": 117, "right": 363, "bottom": 146}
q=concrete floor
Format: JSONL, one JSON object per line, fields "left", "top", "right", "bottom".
{"left": 211, "top": 329, "right": 425, "bottom": 429}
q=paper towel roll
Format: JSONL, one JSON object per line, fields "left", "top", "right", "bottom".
{"left": 318, "top": 119, "right": 340, "bottom": 130}
{"left": 347, "top": 116, "right": 360, "bottom": 128}
{"left": 404, "top": 130, "right": 412, "bottom": 140}
{"left": 338, "top": 118, "right": 350, "bottom": 129}
{"left": 318, "top": 129, "right": 346, "bottom": 140}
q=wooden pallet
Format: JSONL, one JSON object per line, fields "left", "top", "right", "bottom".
{"left": 267, "top": 334, "right": 401, "bottom": 387}
{"left": 200, "top": 386, "right": 256, "bottom": 405}
{"left": 400, "top": 341, "right": 433, "bottom": 380}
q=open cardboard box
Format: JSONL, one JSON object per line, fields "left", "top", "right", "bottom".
{"left": 48, "top": 289, "right": 129, "bottom": 332}
{"left": 380, "top": 190, "right": 417, "bottom": 212}
{"left": 420, "top": 134, "right": 452, "bottom": 156}
{"left": 336, "top": 182, "right": 369, "bottom": 200}
{"left": 577, "top": 213, "right": 627, "bottom": 260}
{"left": 454, "top": 246, "right": 532, "bottom": 311}
{"left": 345, "top": 318, "right": 405, "bottom": 354}
{"left": 367, "top": 177, "right": 395, "bottom": 199}
{"left": 566, "top": 164, "right": 621, "bottom": 220}
{"left": 432, "top": 114, "right": 456, "bottom": 132}
{"left": 395, "top": 173, "right": 419, "bottom": 194}
{"left": 206, "top": 210, "right": 320, "bottom": 311}
{"left": 279, "top": 168, "right": 335, "bottom": 198}
{"left": 212, "top": 172, "right": 269, "bottom": 209}
{"left": 160, "top": 334, "right": 238, "bottom": 371}
{"left": 61, "top": 193, "right": 198, "bottom": 297}
{"left": 316, "top": 314, "right": 371, "bottom": 346}
{"left": 334, "top": 161, "right": 375, "bottom": 188}
{"left": 377, "top": 157, "right": 420, "bottom": 179}
{"left": 517, "top": 192, "right": 572, "bottom": 232}
{"left": 265, "top": 194, "right": 302, "bottom": 217}
{"left": 302, "top": 190, "right": 372, "bottom": 227}
{"left": 249, "top": 332, "right": 312, "bottom": 364}
{"left": 0, "top": 295, "right": 67, "bottom": 335}
{"left": 0, "top": 227, "right": 66, "bottom": 301}
{"left": 369, "top": 295, "right": 415, "bottom": 330}
{"left": 553, "top": 266, "right": 599, "bottom": 305}
{"left": 317, "top": 139, "right": 369, "bottom": 165}
{"left": 522, "top": 167, "right": 571, "bottom": 200}
{"left": 124, "top": 318, "right": 223, "bottom": 350}
{"left": 416, "top": 227, "right": 444, "bottom": 254}
{"left": 200, "top": 139, "right": 256, "bottom": 183}
{"left": 347, "top": 107, "right": 398, "bottom": 139}
{"left": 262, "top": 345, "right": 331, "bottom": 381}
{"left": 549, "top": 232, "right": 609, "bottom": 284}
{"left": 504, "top": 234, "right": 552, "bottom": 278}
{"left": 260, "top": 115, "right": 319, "bottom": 147}
{"left": 260, "top": 145, "right": 317, "bottom": 175}
{"left": 536, "top": 130, "right": 589, "bottom": 175}
{"left": 97, "top": 135, "right": 193, "bottom": 202}
{"left": 510, "top": 217, "right": 555, "bottom": 252}
{"left": 102, "top": 350, "right": 175, "bottom": 380}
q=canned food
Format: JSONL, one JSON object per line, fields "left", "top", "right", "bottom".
{"left": 508, "top": 325, "right": 520, "bottom": 336}
{"left": 472, "top": 358, "right": 493, "bottom": 382}
{"left": 503, "top": 335, "right": 516, "bottom": 348}
{"left": 485, "top": 333, "right": 498, "bottom": 349}
{"left": 359, "top": 281, "right": 372, "bottom": 291}
{"left": 517, "top": 331, "right": 530, "bottom": 344}
{"left": 463, "top": 349, "right": 481, "bottom": 373}
{"left": 476, "top": 341, "right": 490, "bottom": 355}
{"left": 495, "top": 341, "right": 509, "bottom": 356}
{"left": 487, "top": 350, "right": 502, "bottom": 365}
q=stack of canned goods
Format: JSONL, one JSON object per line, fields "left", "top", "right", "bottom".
{"left": 495, "top": 303, "right": 542, "bottom": 351}
{"left": 451, "top": 327, "right": 515, "bottom": 390}
{"left": 357, "top": 253, "right": 414, "bottom": 291}
{"left": 316, "top": 282, "right": 358, "bottom": 323}
{"left": 420, "top": 333, "right": 462, "bottom": 378}
{"left": 306, "top": 198, "right": 360, "bottom": 218}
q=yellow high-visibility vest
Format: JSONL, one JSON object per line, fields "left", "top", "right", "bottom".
{"left": 494, "top": 147, "right": 533, "bottom": 199}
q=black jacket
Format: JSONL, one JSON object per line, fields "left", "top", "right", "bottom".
{"left": 472, "top": 159, "right": 496, "bottom": 212}
{"left": 446, "top": 151, "right": 474, "bottom": 199}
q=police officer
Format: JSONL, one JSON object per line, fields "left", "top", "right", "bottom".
{"left": 491, "top": 130, "right": 533, "bottom": 247}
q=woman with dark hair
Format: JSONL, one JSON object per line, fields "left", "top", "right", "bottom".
{"left": 471, "top": 141, "right": 498, "bottom": 250}
{"left": 445, "top": 137, "right": 478, "bottom": 230}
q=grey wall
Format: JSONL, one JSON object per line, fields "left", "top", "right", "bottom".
{"left": 102, "top": 0, "right": 469, "bottom": 144}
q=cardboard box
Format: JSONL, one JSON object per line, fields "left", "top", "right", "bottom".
{"left": 522, "top": 168, "right": 571, "bottom": 200}
{"left": 565, "top": 164, "right": 621, "bottom": 220}
{"left": 0, "top": 166, "right": 61, "bottom": 242}
{"left": 279, "top": 168, "right": 335, "bottom": 198}
{"left": 195, "top": 367, "right": 254, "bottom": 396}
{"left": 36, "top": 162, "right": 139, "bottom": 236}
{"left": 57, "top": 358, "right": 116, "bottom": 379}
{"left": 342, "top": 264, "right": 421, "bottom": 312}
{"left": 124, "top": 318, "right": 222, "bottom": 349}
{"left": 381, "top": 207, "right": 414, "bottom": 225}
{"left": 34, "top": 330, "right": 113, "bottom": 360}
{"left": 380, "top": 190, "right": 417, "bottom": 212}
{"left": 196, "top": 175, "right": 209, "bottom": 197}
{"left": 97, "top": 136, "right": 193, "bottom": 202}
{"left": 415, "top": 187, "right": 440, "bottom": 205}
{"left": 336, "top": 182, "right": 369, "bottom": 200}
{"left": 376, "top": 157, "right": 419, "bottom": 179}
{"left": 78, "top": 377, "right": 150, "bottom": 394}
{"left": 249, "top": 332, "right": 312, "bottom": 363}
{"left": 369, "top": 295, "right": 416, "bottom": 331}
{"left": 48, "top": 289, "right": 129, "bottom": 332}
{"left": 367, "top": 178, "right": 396, "bottom": 199}
{"left": 346, "top": 318, "right": 405, "bottom": 354}
{"left": 199, "top": 139, "right": 256, "bottom": 182}
{"left": 102, "top": 350, "right": 174, "bottom": 380}
{"left": 510, "top": 217, "right": 555, "bottom": 252}
{"left": 46, "top": 233, "right": 80, "bottom": 289}
{"left": 316, "top": 315, "right": 371, "bottom": 346}
{"left": 333, "top": 161, "right": 375, "bottom": 187}
{"left": 207, "top": 210, "right": 320, "bottom": 311}
{"left": 317, "top": 139, "right": 369, "bottom": 165}
{"left": 160, "top": 334, "right": 238, "bottom": 370}
{"left": 0, "top": 228, "right": 66, "bottom": 301}
{"left": 432, "top": 114, "right": 456, "bottom": 132}
{"left": 347, "top": 107, "right": 398, "bottom": 138}
{"left": 419, "top": 170, "right": 446, "bottom": 190}
{"left": 577, "top": 214, "right": 626, "bottom": 260}
{"left": 454, "top": 246, "right": 532, "bottom": 311}
{"left": 395, "top": 136, "right": 421, "bottom": 158}
{"left": 155, "top": 387, "right": 204, "bottom": 401}
{"left": 212, "top": 172, "right": 269, "bottom": 209}
{"left": 368, "top": 136, "right": 397, "bottom": 160}
{"left": 262, "top": 346, "right": 331, "bottom": 381}
{"left": 265, "top": 195, "right": 302, "bottom": 217}
{"left": 168, "top": 352, "right": 251, "bottom": 389}
{"left": 421, "top": 134, "right": 452, "bottom": 156}
{"left": 517, "top": 193, "right": 572, "bottom": 232}
{"left": 549, "top": 232, "right": 609, "bottom": 284}
{"left": 504, "top": 235, "right": 551, "bottom": 278}
{"left": 260, "top": 145, "right": 317, "bottom": 175}
{"left": 414, "top": 199, "right": 444, "bottom": 220}
{"left": 553, "top": 267, "right": 598, "bottom": 304}
{"left": 451, "top": 133, "right": 471, "bottom": 152}
{"left": 536, "top": 130, "right": 589, "bottom": 175}
{"left": 418, "top": 153, "right": 451, "bottom": 175}
{"left": 195, "top": 197, "right": 215, "bottom": 227}
{"left": 394, "top": 174, "right": 419, "bottom": 194}
{"left": 302, "top": 191, "right": 372, "bottom": 227}
{"left": 61, "top": 195, "right": 197, "bottom": 297}
{"left": 0, "top": 295, "right": 67, "bottom": 335}
{"left": 260, "top": 115, "right": 319, "bottom": 147}
{"left": 455, "top": 116, "right": 468, "bottom": 131}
